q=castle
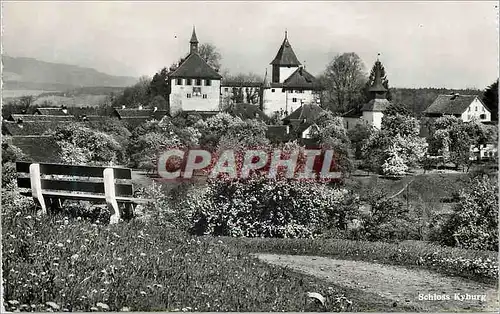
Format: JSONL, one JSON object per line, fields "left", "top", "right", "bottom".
{"left": 168, "top": 27, "right": 322, "bottom": 118}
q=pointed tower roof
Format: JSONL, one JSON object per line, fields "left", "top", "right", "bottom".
{"left": 263, "top": 68, "right": 271, "bottom": 88}
{"left": 270, "top": 31, "right": 301, "bottom": 66}
{"left": 369, "top": 56, "right": 387, "bottom": 94}
{"left": 190, "top": 26, "right": 199, "bottom": 44}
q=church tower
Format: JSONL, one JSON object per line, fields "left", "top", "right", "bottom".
{"left": 361, "top": 56, "right": 391, "bottom": 129}
{"left": 270, "top": 31, "right": 301, "bottom": 83}
{"left": 190, "top": 26, "right": 199, "bottom": 54}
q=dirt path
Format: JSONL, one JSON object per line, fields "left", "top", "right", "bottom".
{"left": 255, "top": 254, "right": 499, "bottom": 312}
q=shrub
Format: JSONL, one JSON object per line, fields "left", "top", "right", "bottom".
{"left": 435, "top": 175, "right": 498, "bottom": 251}
{"left": 53, "top": 124, "right": 125, "bottom": 165}
{"left": 183, "top": 176, "right": 359, "bottom": 238}
{"left": 356, "top": 192, "right": 421, "bottom": 242}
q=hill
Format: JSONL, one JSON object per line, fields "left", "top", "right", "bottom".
{"left": 2, "top": 56, "right": 138, "bottom": 91}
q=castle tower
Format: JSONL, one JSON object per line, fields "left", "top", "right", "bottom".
{"left": 270, "top": 31, "right": 301, "bottom": 83}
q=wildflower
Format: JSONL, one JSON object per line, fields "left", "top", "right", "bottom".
{"left": 120, "top": 307, "right": 130, "bottom": 312}
{"left": 90, "top": 307, "right": 99, "bottom": 312}
{"left": 140, "top": 291, "right": 147, "bottom": 296}
{"left": 71, "top": 254, "right": 79, "bottom": 260}
{"left": 8, "top": 300, "right": 20, "bottom": 305}
{"left": 25, "top": 216, "right": 32, "bottom": 219}
{"left": 140, "top": 253, "right": 146, "bottom": 257}
{"left": 56, "top": 243, "right": 64, "bottom": 248}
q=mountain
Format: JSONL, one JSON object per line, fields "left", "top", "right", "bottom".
{"left": 2, "top": 56, "right": 138, "bottom": 91}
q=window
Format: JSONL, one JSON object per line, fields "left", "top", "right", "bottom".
{"left": 272, "top": 89, "right": 275, "bottom": 93}
{"left": 187, "top": 93, "right": 192, "bottom": 98}
{"left": 177, "top": 78, "right": 183, "bottom": 85}
{"left": 475, "top": 106, "right": 478, "bottom": 111}
{"left": 292, "top": 98, "right": 297, "bottom": 103}
{"left": 346, "top": 121, "right": 349, "bottom": 129}
{"left": 282, "top": 89, "right": 286, "bottom": 93}
{"left": 480, "top": 114, "right": 486, "bottom": 119}
{"left": 196, "top": 79, "right": 202, "bottom": 86}
{"left": 202, "top": 94, "right": 207, "bottom": 99}
{"left": 224, "top": 88, "right": 228, "bottom": 92}
{"left": 468, "top": 106, "right": 471, "bottom": 112}
{"left": 482, "top": 106, "right": 485, "bottom": 112}
{"left": 193, "top": 87, "right": 202, "bottom": 96}
{"left": 205, "top": 79, "right": 211, "bottom": 86}
{"left": 186, "top": 79, "right": 192, "bottom": 86}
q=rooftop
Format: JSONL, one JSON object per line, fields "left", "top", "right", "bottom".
{"left": 270, "top": 32, "right": 301, "bottom": 67}
{"left": 423, "top": 94, "right": 482, "bottom": 115}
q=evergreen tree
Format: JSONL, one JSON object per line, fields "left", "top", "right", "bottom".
{"left": 149, "top": 67, "right": 170, "bottom": 101}
{"left": 482, "top": 79, "right": 498, "bottom": 121}
{"left": 364, "top": 59, "right": 392, "bottom": 102}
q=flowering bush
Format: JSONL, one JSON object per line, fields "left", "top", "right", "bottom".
{"left": 381, "top": 145, "right": 408, "bottom": 176}
{"left": 53, "top": 124, "right": 125, "bottom": 166}
{"left": 183, "top": 175, "right": 359, "bottom": 238}
{"left": 435, "top": 175, "right": 498, "bottom": 251}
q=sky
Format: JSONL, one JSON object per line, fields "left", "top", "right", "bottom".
{"left": 2, "top": 1, "right": 499, "bottom": 89}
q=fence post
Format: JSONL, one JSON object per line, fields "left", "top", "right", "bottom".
{"left": 29, "top": 163, "right": 47, "bottom": 215}
{"left": 103, "top": 168, "right": 121, "bottom": 224}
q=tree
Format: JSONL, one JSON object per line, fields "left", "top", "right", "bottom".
{"left": 348, "top": 121, "right": 374, "bottom": 159}
{"left": 437, "top": 175, "right": 498, "bottom": 251}
{"left": 198, "top": 43, "right": 222, "bottom": 70}
{"left": 321, "top": 53, "right": 367, "bottom": 113}
{"left": 149, "top": 67, "right": 170, "bottom": 103}
{"left": 482, "top": 79, "right": 498, "bottom": 121}
{"left": 311, "top": 116, "right": 354, "bottom": 176}
{"left": 363, "top": 59, "right": 392, "bottom": 102}
{"left": 362, "top": 114, "right": 426, "bottom": 174}
{"left": 383, "top": 102, "right": 412, "bottom": 117}
{"left": 18, "top": 95, "right": 35, "bottom": 111}
{"left": 113, "top": 76, "right": 151, "bottom": 108}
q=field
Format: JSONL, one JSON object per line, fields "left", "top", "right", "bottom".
{"left": 2, "top": 90, "right": 59, "bottom": 99}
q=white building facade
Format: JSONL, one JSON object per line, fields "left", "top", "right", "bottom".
{"left": 168, "top": 27, "right": 222, "bottom": 115}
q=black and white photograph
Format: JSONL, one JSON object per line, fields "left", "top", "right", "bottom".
{"left": 1, "top": 1, "right": 499, "bottom": 312}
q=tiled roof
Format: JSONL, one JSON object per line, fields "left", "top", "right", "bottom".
{"left": 226, "top": 103, "right": 270, "bottom": 122}
{"left": 2, "top": 121, "right": 61, "bottom": 136}
{"left": 423, "top": 94, "right": 480, "bottom": 115}
{"left": 361, "top": 98, "right": 391, "bottom": 112}
{"left": 283, "top": 104, "right": 326, "bottom": 123}
{"left": 35, "top": 108, "right": 70, "bottom": 115}
{"left": 283, "top": 67, "right": 322, "bottom": 90}
{"left": 169, "top": 53, "right": 222, "bottom": 79}
{"left": 271, "top": 34, "right": 301, "bottom": 66}
{"left": 113, "top": 108, "right": 155, "bottom": 118}
{"left": 8, "top": 114, "right": 75, "bottom": 122}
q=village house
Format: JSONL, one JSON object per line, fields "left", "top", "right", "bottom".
{"left": 423, "top": 94, "right": 491, "bottom": 122}
{"left": 168, "top": 27, "right": 223, "bottom": 114}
